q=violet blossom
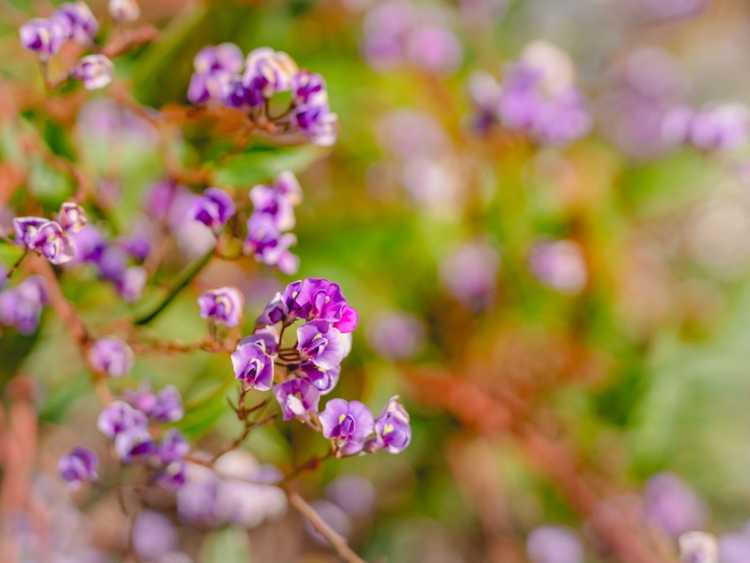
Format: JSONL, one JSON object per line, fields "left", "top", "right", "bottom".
{"left": 368, "top": 396, "right": 411, "bottom": 454}
{"left": 58, "top": 447, "right": 98, "bottom": 487}
{"left": 87, "top": 336, "right": 134, "bottom": 377}
{"left": 72, "top": 54, "right": 114, "bottom": 90}
{"left": 273, "top": 377, "right": 320, "bottom": 421}
{"left": 0, "top": 276, "right": 47, "bottom": 334}
{"left": 319, "top": 399, "right": 374, "bottom": 456}
{"left": 192, "top": 187, "right": 236, "bottom": 234}
{"left": 297, "top": 320, "right": 352, "bottom": 371}
{"left": 231, "top": 333, "right": 277, "bottom": 390}
{"left": 198, "top": 286, "right": 244, "bottom": 327}
{"left": 526, "top": 526, "right": 584, "bottom": 563}
{"left": 97, "top": 400, "right": 148, "bottom": 438}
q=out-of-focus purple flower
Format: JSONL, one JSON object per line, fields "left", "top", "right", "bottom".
{"left": 362, "top": 1, "right": 461, "bottom": 75}
{"left": 55, "top": 2, "right": 99, "bottom": 44}
{"left": 177, "top": 465, "right": 221, "bottom": 526}
{"left": 297, "top": 321, "right": 352, "bottom": 371}
{"left": 526, "top": 526, "right": 584, "bottom": 563}
{"left": 529, "top": 240, "right": 587, "bottom": 294}
{"left": 145, "top": 179, "right": 181, "bottom": 222}
{"left": 243, "top": 47, "right": 298, "bottom": 99}
{"left": 326, "top": 475, "right": 376, "bottom": 517}
{"left": 13, "top": 217, "right": 47, "bottom": 248}
{"left": 115, "top": 265, "right": 146, "bottom": 303}
{"left": 468, "top": 71, "right": 504, "bottom": 134}
{"left": 688, "top": 104, "right": 749, "bottom": 152}
{"left": 405, "top": 24, "right": 462, "bottom": 74}
{"left": 57, "top": 202, "right": 87, "bottom": 233}
{"left": 291, "top": 72, "right": 339, "bottom": 146}
{"left": 159, "top": 429, "right": 189, "bottom": 464}
{"left": 115, "top": 428, "right": 158, "bottom": 463}
{"left": 249, "top": 174, "right": 301, "bottom": 231}
{"left": 195, "top": 43, "right": 244, "bottom": 75}
{"left": 150, "top": 386, "right": 184, "bottom": 423}
{"left": 273, "top": 377, "right": 320, "bottom": 421}
{"left": 14, "top": 218, "right": 76, "bottom": 265}
{"left": 71, "top": 225, "right": 107, "bottom": 264}
{"left": 58, "top": 447, "right": 98, "bottom": 487}
{"left": 368, "top": 396, "right": 411, "bottom": 454}
{"left": 440, "top": 241, "right": 499, "bottom": 309}
{"left": 109, "top": 0, "right": 140, "bottom": 23}
{"left": 132, "top": 510, "right": 178, "bottom": 562}
{"left": 0, "top": 276, "right": 47, "bottom": 334}
{"left": 125, "top": 385, "right": 157, "bottom": 414}
{"left": 19, "top": 19, "right": 62, "bottom": 60}
{"left": 305, "top": 500, "right": 352, "bottom": 545}
{"left": 118, "top": 233, "right": 151, "bottom": 263}
{"left": 319, "top": 399, "right": 374, "bottom": 456}
{"left": 193, "top": 187, "right": 236, "bottom": 233}
{"left": 718, "top": 532, "right": 750, "bottom": 563}
{"left": 231, "top": 334, "right": 277, "bottom": 390}
{"left": 644, "top": 473, "right": 707, "bottom": 538}
{"left": 198, "top": 286, "right": 244, "bottom": 327}
{"left": 367, "top": 311, "right": 424, "bottom": 360}
{"left": 87, "top": 337, "right": 134, "bottom": 377}
{"left": 679, "top": 531, "right": 717, "bottom": 563}
{"left": 156, "top": 460, "right": 188, "bottom": 491}
{"left": 72, "top": 55, "right": 114, "bottom": 90}
{"left": 299, "top": 361, "right": 340, "bottom": 395}
{"left": 244, "top": 214, "right": 299, "bottom": 274}
{"left": 97, "top": 400, "right": 147, "bottom": 438}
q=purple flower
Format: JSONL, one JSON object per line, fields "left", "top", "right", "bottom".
{"left": 109, "top": 0, "right": 140, "bottom": 23}
{"left": 198, "top": 286, "right": 244, "bottom": 327}
{"left": 256, "top": 292, "right": 290, "bottom": 327}
{"left": 125, "top": 385, "right": 158, "bottom": 414}
{"left": 132, "top": 510, "right": 178, "bottom": 562}
{"left": 54, "top": 2, "right": 99, "bottom": 44}
{"left": 156, "top": 460, "right": 188, "bottom": 490}
{"left": 440, "top": 241, "right": 499, "bottom": 309}
{"left": 88, "top": 337, "right": 134, "bottom": 377}
{"left": 367, "top": 311, "right": 424, "bottom": 360}
{"left": 244, "top": 213, "right": 299, "bottom": 274}
{"left": 242, "top": 48, "right": 298, "bottom": 99}
{"left": 529, "top": 240, "right": 587, "bottom": 294}
{"left": 151, "top": 385, "right": 184, "bottom": 423}
{"left": 193, "top": 187, "right": 236, "bottom": 233}
{"left": 58, "top": 447, "right": 98, "bottom": 487}
{"left": 13, "top": 217, "right": 47, "bottom": 248}
{"left": 115, "top": 266, "right": 146, "bottom": 303}
{"left": 115, "top": 428, "right": 158, "bottom": 463}
{"left": 97, "top": 400, "right": 148, "bottom": 438}
{"left": 57, "top": 202, "right": 87, "bottom": 233}
{"left": 249, "top": 179, "right": 299, "bottom": 232}
{"left": 71, "top": 225, "right": 107, "bottom": 263}
{"left": 231, "top": 333, "right": 276, "bottom": 390}
{"left": 405, "top": 24, "right": 462, "bottom": 74}
{"left": 292, "top": 102, "right": 339, "bottom": 147}
{"left": 159, "top": 429, "right": 189, "bottom": 464}
{"left": 527, "top": 526, "right": 583, "bottom": 563}
{"left": 118, "top": 233, "right": 151, "bottom": 262}
{"left": 274, "top": 377, "right": 320, "bottom": 421}
{"left": 33, "top": 221, "right": 76, "bottom": 265}
{"left": 144, "top": 179, "right": 180, "bottom": 221}
{"left": 644, "top": 473, "right": 706, "bottom": 538}
{"left": 689, "top": 103, "right": 749, "bottom": 152}
{"left": 72, "top": 55, "right": 114, "bottom": 90}
{"left": 299, "top": 361, "right": 340, "bottom": 395}
{"left": 369, "top": 396, "right": 410, "bottom": 454}
{"left": 195, "top": 43, "right": 244, "bottom": 75}
{"left": 281, "top": 278, "right": 358, "bottom": 332}
{"left": 19, "top": 19, "right": 62, "bottom": 60}
{"left": 297, "top": 321, "right": 352, "bottom": 371}
{"left": 719, "top": 532, "right": 750, "bottom": 563}
{"left": 0, "top": 276, "right": 47, "bottom": 334}
{"left": 319, "top": 399, "right": 374, "bottom": 456}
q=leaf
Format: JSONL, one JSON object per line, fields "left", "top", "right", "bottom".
{"left": 211, "top": 144, "right": 325, "bottom": 187}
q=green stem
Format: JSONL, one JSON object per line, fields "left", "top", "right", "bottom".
{"left": 134, "top": 248, "right": 214, "bottom": 326}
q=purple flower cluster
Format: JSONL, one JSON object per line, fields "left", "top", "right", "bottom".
{"left": 363, "top": 1, "right": 463, "bottom": 74}
{"left": 192, "top": 187, "right": 236, "bottom": 234}
{"left": 198, "top": 286, "right": 244, "bottom": 327}
{"left": 663, "top": 102, "right": 749, "bottom": 152}
{"left": 0, "top": 276, "right": 47, "bottom": 334}
{"left": 469, "top": 41, "right": 591, "bottom": 145}
{"left": 96, "top": 390, "right": 188, "bottom": 488}
{"left": 58, "top": 447, "right": 98, "bottom": 488}
{"left": 230, "top": 278, "right": 410, "bottom": 456}
{"left": 70, "top": 225, "right": 147, "bottom": 302}
{"left": 87, "top": 336, "right": 134, "bottom": 378}
{"left": 19, "top": 2, "right": 98, "bottom": 60}
{"left": 13, "top": 202, "right": 88, "bottom": 265}
{"left": 244, "top": 171, "right": 303, "bottom": 274}
{"left": 187, "top": 44, "right": 338, "bottom": 146}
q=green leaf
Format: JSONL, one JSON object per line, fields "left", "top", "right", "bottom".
{"left": 211, "top": 145, "right": 325, "bottom": 187}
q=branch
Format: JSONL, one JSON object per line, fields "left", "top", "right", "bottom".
{"left": 287, "top": 491, "right": 367, "bottom": 563}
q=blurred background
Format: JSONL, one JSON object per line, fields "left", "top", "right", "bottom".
{"left": 4, "top": 0, "right": 750, "bottom": 561}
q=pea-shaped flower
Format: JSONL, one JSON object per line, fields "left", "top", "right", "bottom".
{"left": 72, "top": 54, "right": 114, "bottom": 90}
{"left": 231, "top": 333, "right": 276, "bottom": 390}
{"left": 97, "top": 400, "right": 147, "bottom": 438}
{"left": 198, "top": 286, "right": 244, "bottom": 327}
{"left": 297, "top": 321, "right": 351, "bottom": 371}
{"left": 159, "top": 428, "right": 189, "bottom": 464}
{"left": 273, "top": 377, "right": 320, "bottom": 421}
{"left": 55, "top": 2, "right": 99, "bottom": 44}
{"left": 193, "top": 187, "right": 236, "bottom": 234}
{"left": 58, "top": 202, "right": 87, "bottom": 233}
{"left": 58, "top": 447, "right": 98, "bottom": 487}
{"left": 88, "top": 337, "right": 134, "bottom": 377}
{"left": 115, "top": 428, "right": 157, "bottom": 463}
{"left": 300, "top": 361, "right": 340, "bottom": 395}
{"left": 370, "top": 396, "right": 411, "bottom": 454}
{"left": 243, "top": 47, "right": 298, "bottom": 99}
{"left": 319, "top": 399, "right": 374, "bottom": 456}
{"left": 19, "top": 19, "right": 62, "bottom": 60}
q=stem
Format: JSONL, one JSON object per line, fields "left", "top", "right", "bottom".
{"left": 4, "top": 250, "right": 27, "bottom": 281}
{"left": 287, "top": 491, "right": 367, "bottom": 563}
{"left": 134, "top": 248, "right": 214, "bottom": 325}
{"left": 282, "top": 449, "right": 334, "bottom": 484}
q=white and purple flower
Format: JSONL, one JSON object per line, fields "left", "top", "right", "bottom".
{"left": 319, "top": 399, "right": 374, "bottom": 456}
{"left": 198, "top": 286, "right": 244, "bottom": 327}
{"left": 58, "top": 447, "right": 98, "bottom": 487}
